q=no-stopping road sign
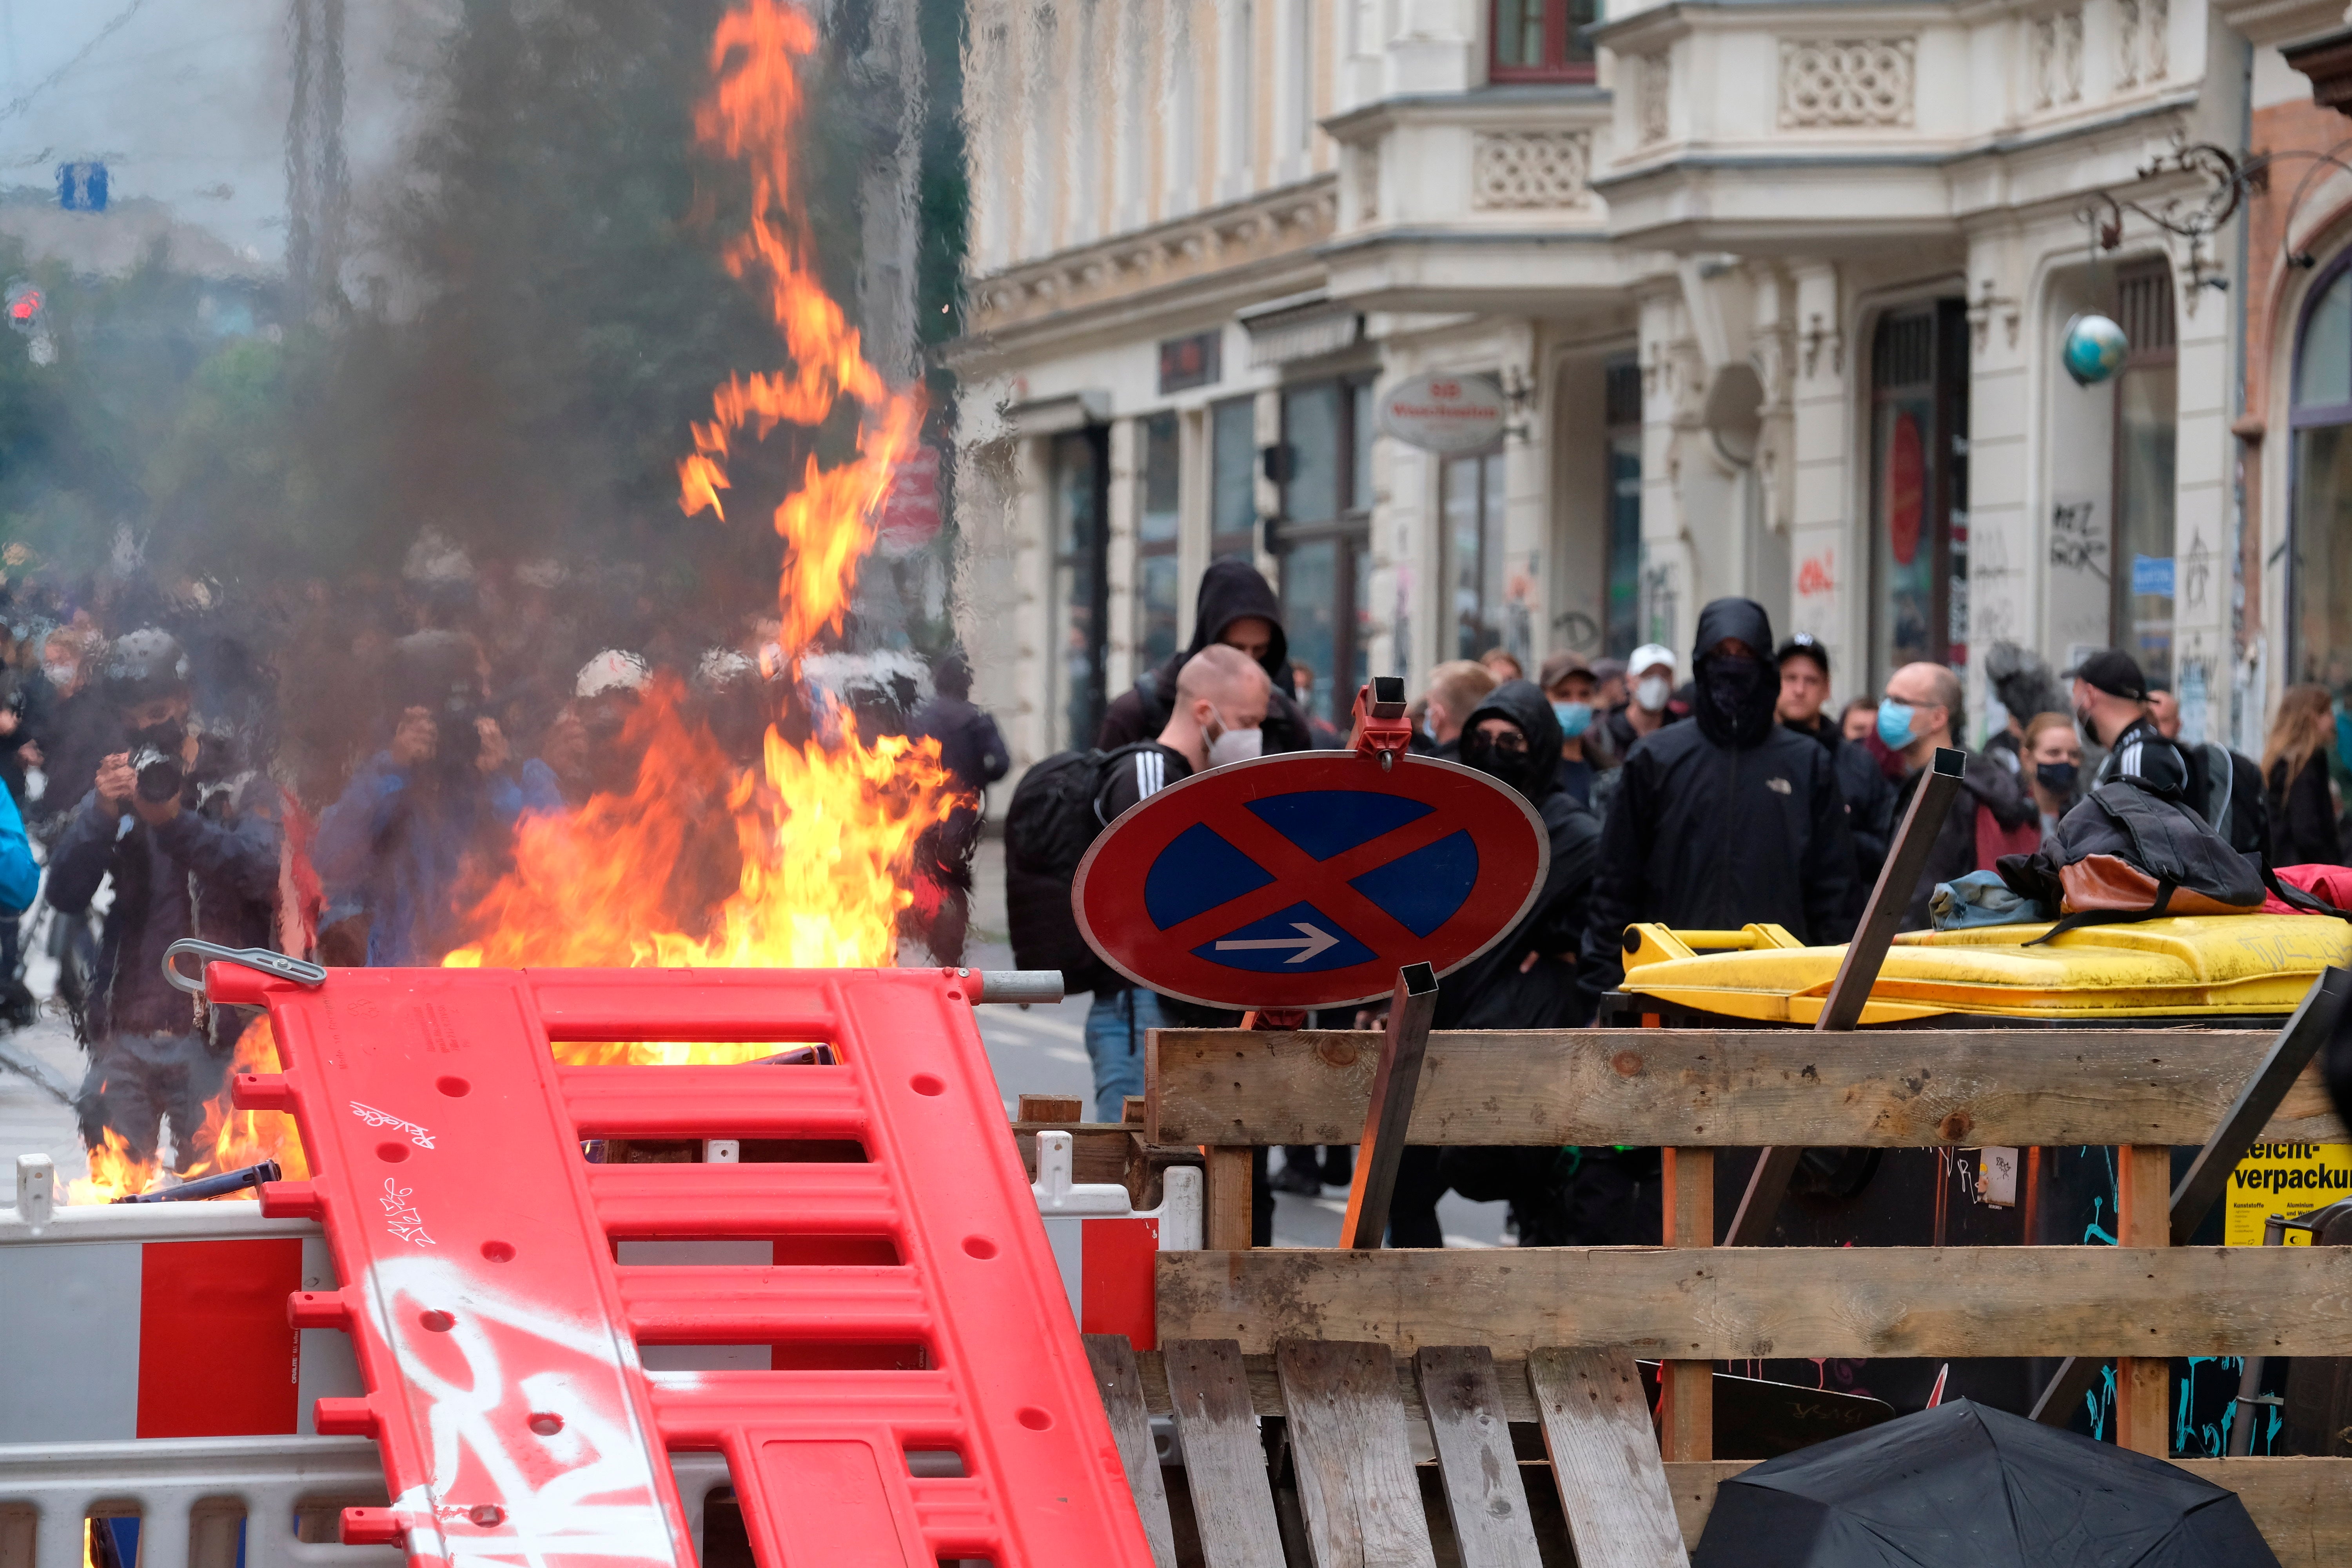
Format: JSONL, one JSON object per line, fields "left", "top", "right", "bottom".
{"left": 1071, "top": 750, "right": 1550, "bottom": 1010}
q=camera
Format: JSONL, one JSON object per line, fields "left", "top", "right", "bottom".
{"left": 129, "top": 746, "right": 184, "bottom": 805}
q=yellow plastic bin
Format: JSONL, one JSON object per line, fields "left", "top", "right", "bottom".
{"left": 1618, "top": 913, "right": 2352, "bottom": 1025}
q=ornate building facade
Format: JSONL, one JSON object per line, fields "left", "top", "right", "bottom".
{"left": 952, "top": 0, "right": 2345, "bottom": 771}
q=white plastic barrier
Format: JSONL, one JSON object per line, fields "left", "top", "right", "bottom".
{"left": 0, "top": 1437, "right": 733, "bottom": 1568}
{"left": 1029, "top": 1130, "right": 1201, "bottom": 1347}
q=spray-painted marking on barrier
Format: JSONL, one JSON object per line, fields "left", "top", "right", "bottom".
{"left": 365, "top": 1255, "right": 675, "bottom": 1566}
{"left": 381, "top": 1179, "right": 437, "bottom": 1247}
{"left": 351, "top": 1100, "right": 437, "bottom": 1148}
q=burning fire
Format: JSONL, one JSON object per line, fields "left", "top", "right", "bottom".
{"left": 65, "top": 0, "right": 953, "bottom": 1194}
{"left": 68, "top": 1018, "right": 310, "bottom": 1203}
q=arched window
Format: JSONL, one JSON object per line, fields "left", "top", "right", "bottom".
{"left": 2292, "top": 256, "right": 2352, "bottom": 689}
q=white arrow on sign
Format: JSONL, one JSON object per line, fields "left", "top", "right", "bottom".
{"left": 1214, "top": 922, "right": 1340, "bottom": 965}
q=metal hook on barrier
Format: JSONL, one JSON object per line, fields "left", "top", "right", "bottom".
{"left": 161, "top": 939, "right": 327, "bottom": 998}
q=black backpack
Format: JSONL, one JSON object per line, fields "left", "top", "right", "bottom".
{"left": 1003, "top": 743, "right": 1158, "bottom": 993}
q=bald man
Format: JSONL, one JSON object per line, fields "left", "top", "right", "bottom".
{"left": 1082, "top": 644, "right": 1273, "bottom": 1126}
{"left": 1877, "top": 661, "right": 2037, "bottom": 929}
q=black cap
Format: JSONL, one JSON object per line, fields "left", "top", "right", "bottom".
{"left": 2065, "top": 648, "right": 2148, "bottom": 702}
{"left": 1774, "top": 633, "right": 1829, "bottom": 676}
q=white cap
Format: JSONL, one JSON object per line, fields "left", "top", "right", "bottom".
{"left": 575, "top": 649, "right": 651, "bottom": 698}
{"left": 1629, "top": 643, "right": 1677, "bottom": 678}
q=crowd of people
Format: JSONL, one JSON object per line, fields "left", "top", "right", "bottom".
{"left": 0, "top": 538, "right": 1009, "bottom": 1176}
{"left": 1074, "top": 555, "right": 2352, "bottom": 1247}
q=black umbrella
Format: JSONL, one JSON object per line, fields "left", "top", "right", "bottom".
{"left": 1693, "top": 1399, "right": 2278, "bottom": 1566}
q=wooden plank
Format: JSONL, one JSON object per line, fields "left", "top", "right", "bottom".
{"left": 1527, "top": 1348, "right": 1690, "bottom": 1568}
{"left": 1659, "top": 1148, "right": 1713, "bottom": 1463}
{"left": 1083, "top": 1333, "right": 1179, "bottom": 1568}
{"left": 1150, "top": 1027, "right": 2332, "bottom": 1148}
{"left": 1160, "top": 1339, "right": 1287, "bottom": 1568}
{"left": 1158, "top": 1245, "right": 2352, "bottom": 1359}
{"left": 1018, "top": 1094, "right": 1085, "bottom": 1122}
{"left": 1659, "top": 1458, "right": 2352, "bottom": 1567}
{"left": 2113, "top": 1142, "right": 2172, "bottom": 1456}
{"left": 1205, "top": 1147, "right": 1254, "bottom": 1250}
{"left": 1274, "top": 1340, "right": 1437, "bottom": 1568}
{"left": 1339, "top": 964, "right": 1440, "bottom": 1248}
{"left": 1413, "top": 1347, "right": 1543, "bottom": 1568}
{"left": 1136, "top": 1348, "right": 1544, "bottom": 1424}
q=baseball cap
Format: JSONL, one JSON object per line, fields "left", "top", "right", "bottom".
{"left": 1538, "top": 650, "right": 1594, "bottom": 690}
{"left": 2063, "top": 648, "right": 2148, "bottom": 702}
{"left": 1774, "top": 633, "right": 1830, "bottom": 675}
{"left": 1629, "top": 642, "right": 1676, "bottom": 677}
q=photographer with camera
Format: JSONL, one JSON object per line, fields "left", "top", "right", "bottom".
{"left": 314, "top": 630, "right": 523, "bottom": 966}
{"left": 45, "top": 629, "right": 283, "bottom": 1172}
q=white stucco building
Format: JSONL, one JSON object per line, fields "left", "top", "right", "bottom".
{"left": 951, "top": 0, "right": 2352, "bottom": 774}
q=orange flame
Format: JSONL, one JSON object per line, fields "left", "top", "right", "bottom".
{"left": 679, "top": 0, "right": 925, "bottom": 652}
{"left": 63, "top": 0, "right": 953, "bottom": 1193}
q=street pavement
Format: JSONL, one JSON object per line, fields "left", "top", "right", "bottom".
{"left": 2, "top": 840, "right": 1509, "bottom": 1245}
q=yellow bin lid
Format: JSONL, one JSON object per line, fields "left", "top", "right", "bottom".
{"left": 1619, "top": 914, "right": 2352, "bottom": 1025}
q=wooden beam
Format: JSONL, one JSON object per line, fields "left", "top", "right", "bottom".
{"left": 1083, "top": 1334, "right": 1179, "bottom": 1568}
{"left": 1160, "top": 1339, "right": 1287, "bottom": 1568}
{"left": 1149, "top": 1027, "right": 2335, "bottom": 1148}
{"left": 1157, "top": 1245, "right": 2352, "bottom": 1359}
{"left": 1660, "top": 1458, "right": 2352, "bottom": 1566}
{"left": 1204, "top": 1146, "right": 1254, "bottom": 1251}
{"left": 1414, "top": 1347, "right": 1544, "bottom": 1568}
{"left": 2114, "top": 1143, "right": 2172, "bottom": 1456}
{"left": 1660, "top": 1149, "right": 1713, "bottom": 1463}
{"left": 1274, "top": 1340, "right": 1437, "bottom": 1568}
{"left": 1528, "top": 1348, "right": 1691, "bottom": 1568}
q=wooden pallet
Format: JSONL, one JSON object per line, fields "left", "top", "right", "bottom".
{"left": 1083, "top": 1334, "right": 2352, "bottom": 1568}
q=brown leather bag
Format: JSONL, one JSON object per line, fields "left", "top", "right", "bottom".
{"left": 2056, "top": 852, "right": 2264, "bottom": 917}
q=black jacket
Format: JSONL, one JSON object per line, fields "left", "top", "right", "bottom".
{"left": 1098, "top": 559, "right": 1316, "bottom": 754}
{"left": 1892, "top": 749, "right": 2038, "bottom": 930}
{"left": 1786, "top": 714, "right": 1896, "bottom": 922}
{"left": 2269, "top": 755, "right": 2342, "bottom": 868}
{"left": 1438, "top": 681, "right": 1601, "bottom": 1030}
{"left": 1580, "top": 601, "right": 1854, "bottom": 996}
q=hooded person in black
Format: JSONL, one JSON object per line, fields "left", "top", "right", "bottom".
{"left": 1387, "top": 680, "right": 1602, "bottom": 1246}
{"left": 1580, "top": 598, "right": 1856, "bottom": 1008}
{"left": 1098, "top": 558, "right": 1316, "bottom": 755}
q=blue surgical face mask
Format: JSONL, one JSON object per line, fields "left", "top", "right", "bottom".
{"left": 1877, "top": 698, "right": 1917, "bottom": 750}
{"left": 1552, "top": 700, "right": 1593, "bottom": 739}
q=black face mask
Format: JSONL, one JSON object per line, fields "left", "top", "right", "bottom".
{"left": 1697, "top": 655, "right": 1778, "bottom": 748}
{"left": 1464, "top": 733, "right": 1534, "bottom": 797}
{"left": 2035, "top": 760, "right": 2079, "bottom": 796}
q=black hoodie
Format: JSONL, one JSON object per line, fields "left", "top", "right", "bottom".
{"left": 1439, "top": 680, "right": 1601, "bottom": 1030}
{"left": 1097, "top": 559, "right": 1316, "bottom": 753}
{"left": 1579, "top": 599, "right": 1857, "bottom": 1002}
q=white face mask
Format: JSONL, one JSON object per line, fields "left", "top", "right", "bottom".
{"left": 1206, "top": 707, "right": 1264, "bottom": 768}
{"left": 1635, "top": 673, "right": 1672, "bottom": 713}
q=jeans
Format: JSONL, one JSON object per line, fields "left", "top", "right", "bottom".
{"left": 76, "top": 1031, "right": 227, "bottom": 1172}
{"left": 1082, "top": 987, "right": 1168, "bottom": 1123}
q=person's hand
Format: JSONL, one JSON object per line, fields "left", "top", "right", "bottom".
{"left": 474, "top": 715, "right": 510, "bottom": 774}
{"left": 20, "top": 740, "right": 42, "bottom": 768}
{"left": 390, "top": 707, "right": 438, "bottom": 769}
{"left": 0, "top": 708, "right": 20, "bottom": 738}
{"left": 94, "top": 752, "right": 135, "bottom": 819}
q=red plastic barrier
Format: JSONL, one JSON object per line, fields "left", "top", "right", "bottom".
{"left": 221, "top": 964, "right": 1152, "bottom": 1568}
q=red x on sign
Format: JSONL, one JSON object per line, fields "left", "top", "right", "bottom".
{"left": 1073, "top": 751, "right": 1548, "bottom": 1010}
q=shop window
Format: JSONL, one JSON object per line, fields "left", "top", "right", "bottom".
{"left": 1277, "top": 377, "right": 1374, "bottom": 724}
{"left": 1049, "top": 429, "right": 1109, "bottom": 748}
{"left": 1867, "top": 301, "right": 1970, "bottom": 686}
{"left": 1138, "top": 414, "right": 1182, "bottom": 671}
{"left": 1603, "top": 356, "right": 1642, "bottom": 661}
{"left": 1489, "top": 0, "right": 1597, "bottom": 81}
{"left": 2290, "top": 256, "right": 2352, "bottom": 690}
{"left": 1445, "top": 448, "right": 1509, "bottom": 661}
{"left": 2111, "top": 262, "right": 2176, "bottom": 687}
{"left": 1210, "top": 397, "right": 1258, "bottom": 561}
